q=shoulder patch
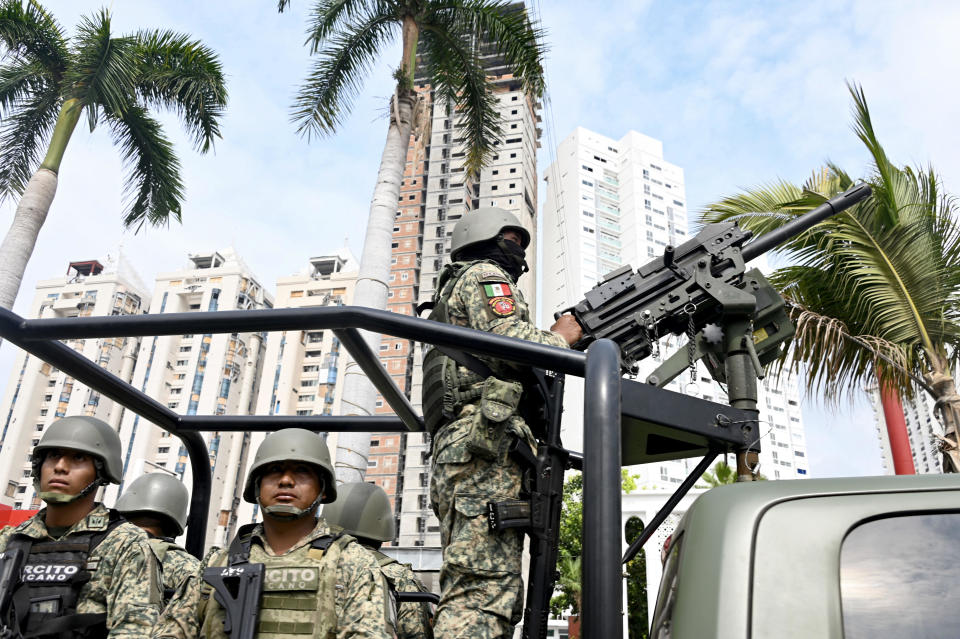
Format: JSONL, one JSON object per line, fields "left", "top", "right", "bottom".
{"left": 88, "top": 514, "right": 106, "bottom": 529}
{"left": 489, "top": 296, "right": 516, "bottom": 317}
{"left": 482, "top": 282, "right": 513, "bottom": 298}
{"left": 479, "top": 270, "right": 505, "bottom": 281}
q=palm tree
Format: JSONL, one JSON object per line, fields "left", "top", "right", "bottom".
{"left": 281, "top": 0, "right": 545, "bottom": 482}
{"left": 701, "top": 83, "right": 960, "bottom": 473}
{"left": 0, "top": 0, "right": 226, "bottom": 309}
{"left": 700, "top": 460, "right": 766, "bottom": 486}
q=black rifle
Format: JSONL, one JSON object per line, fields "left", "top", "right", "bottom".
{"left": 203, "top": 563, "right": 264, "bottom": 639}
{"left": 0, "top": 548, "right": 25, "bottom": 639}
{"left": 487, "top": 370, "right": 577, "bottom": 639}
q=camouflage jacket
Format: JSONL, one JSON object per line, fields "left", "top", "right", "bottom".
{"left": 151, "top": 517, "right": 394, "bottom": 639}
{"left": 0, "top": 504, "right": 163, "bottom": 638}
{"left": 376, "top": 552, "right": 433, "bottom": 639}
{"left": 147, "top": 537, "right": 200, "bottom": 600}
{"left": 442, "top": 260, "right": 568, "bottom": 379}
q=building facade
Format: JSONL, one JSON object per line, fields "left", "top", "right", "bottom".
{"left": 0, "top": 257, "right": 149, "bottom": 509}
{"left": 103, "top": 249, "right": 273, "bottom": 547}
{"left": 541, "top": 127, "right": 810, "bottom": 484}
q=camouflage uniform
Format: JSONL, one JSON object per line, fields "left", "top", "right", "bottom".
{"left": 0, "top": 503, "right": 163, "bottom": 637}
{"left": 374, "top": 551, "right": 433, "bottom": 639}
{"left": 151, "top": 517, "right": 394, "bottom": 639}
{"left": 147, "top": 537, "right": 200, "bottom": 602}
{"left": 428, "top": 260, "right": 567, "bottom": 638}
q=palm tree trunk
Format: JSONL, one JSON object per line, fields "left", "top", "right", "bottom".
{"left": 333, "top": 86, "right": 418, "bottom": 484}
{"left": 925, "top": 359, "right": 960, "bottom": 473}
{"left": 879, "top": 383, "right": 915, "bottom": 474}
{"left": 0, "top": 98, "right": 81, "bottom": 310}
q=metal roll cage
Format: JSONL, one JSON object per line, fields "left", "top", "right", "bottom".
{"left": 0, "top": 304, "right": 755, "bottom": 638}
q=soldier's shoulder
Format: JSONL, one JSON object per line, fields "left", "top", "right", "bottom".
{"left": 338, "top": 536, "right": 380, "bottom": 569}
{"left": 460, "top": 261, "right": 510, "bottom": 283}
{"left": 108, "top": 519, "right": 150, "bottom": 542}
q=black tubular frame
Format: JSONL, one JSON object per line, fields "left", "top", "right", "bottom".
{"left": 0, "top": 304, "right": 755, "bottom": 638}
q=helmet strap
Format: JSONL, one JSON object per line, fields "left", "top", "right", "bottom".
{"left": 39, "top": 478, "right": 102, "bottom": 505}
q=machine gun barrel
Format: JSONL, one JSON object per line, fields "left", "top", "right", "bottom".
{"left": 741, "top": 183, "right": 872, "bottom": 261}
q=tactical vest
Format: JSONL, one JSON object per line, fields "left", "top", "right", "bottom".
{"left": 421, "top": 261, "right": 492, "bottom": 434}
{"left": 2, "top": 510, "right": 124, "bottom": 639}
{"left": 201, "top": 523, "right": 349, "bottom": 639}
{"left": 374, "top": 551, "right": 432, "bottom": 639}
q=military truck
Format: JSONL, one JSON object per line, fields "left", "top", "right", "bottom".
{"left": 650, "top": 473, "right": 960, "bottom": 639}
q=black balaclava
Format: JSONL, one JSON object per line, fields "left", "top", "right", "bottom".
{"left": 457, "top": 236, "right": 529, "bottom": 282}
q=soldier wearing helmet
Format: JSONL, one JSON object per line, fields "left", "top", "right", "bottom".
{"left": 324, "top": 481, "right": 434, "bottom": 639}
{"left": 0, "top": 415, "right": 162, "bottom": 638}
{"left": 153, "top": 429, "right": 394, "bottom": 639}
{"left": 116, "top": 472, "right": 199, "bottom": 603}
{"left": 421, "top": 208, "right": 581, "bottom": 637}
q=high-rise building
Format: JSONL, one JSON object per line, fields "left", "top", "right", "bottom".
{"left": 372, "top": 1, "right": 544, "bottom": 548}
{"left": 0, "top": 256, "right": 149, "bottom": 509}
{"left": 869, "top": 385, "right": 943, "bottom": 473}
{"left": 104, "top": 249, "right": 273, "bottom": 547}
{"left": 234, "top": 250, "right": 360, "bottom": 531}
{"left": 541, "top": 127, "right": 810, "bottom": 484}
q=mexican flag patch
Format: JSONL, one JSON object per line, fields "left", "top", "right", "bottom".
{"left": 483, "top": 283, "right": 512, "bottom": 298}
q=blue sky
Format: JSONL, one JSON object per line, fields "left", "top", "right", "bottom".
{"left": 3, "top": 0, "right": 959, "bottom": 477}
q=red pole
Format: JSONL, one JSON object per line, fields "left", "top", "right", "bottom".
{"left": 880, "top": 384, "right": 915, "bottom": 474}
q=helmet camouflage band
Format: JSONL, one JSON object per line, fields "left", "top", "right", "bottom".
{"left": 115, "top": 472, "right": 190, "bottom": 536}
{"left": 450, "top": 208, "right": 530, "bottom": 261}
{"left": 322, "top": 481, "right": 396, "bottom": 543}
{"left": 242, "top": 428, "right": 337, "bottom": 505}
{"left": 31, "top": 416, "right": 124, "bottom": 500}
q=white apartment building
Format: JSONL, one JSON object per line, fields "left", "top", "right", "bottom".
{"left": 104, "top": 249, "right": 272, "bottom": 548}
{"left": 869, "top": 384, "right": 943, "bottom": 474}
{"left": 231, "top": 250, "right": 360, "bottom": 533}
{"left": 0, "top": 256, "right": 149, "bottom": 509}
{"left": 542, "top": 127, "right": 810, "bottom": 485}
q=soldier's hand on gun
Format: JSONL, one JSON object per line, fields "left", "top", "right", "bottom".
{"left": 550, "top": 314, "right": 583, "bottom": 346}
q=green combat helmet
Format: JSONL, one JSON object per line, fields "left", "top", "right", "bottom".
{"left": 450, "top": 207, "right": 530, "bottom": 261}
{"left": 115, "top": 473, "right": 190, "bottom": 536}
{"left": 242, "top": 428, "right": 337, "bottom": 519}
{"left": 322, "top": 481, "right": 396, "bottom": 544}
{"left": 31, "top": 415, "right": 123, "bottom": 504}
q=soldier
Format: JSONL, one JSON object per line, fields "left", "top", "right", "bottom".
{"left": 421, "top": 209, "right": 582, "bottom": 638}
{"left": 115, "top": 472, "right": 199, "bottom": 603}
{"left": 152, "top": 428, "right": 395, "bottom": 639}
{"left": 0, "top": 415, "right": 162, "bottom": 637}
{"left": 324, "top": 481, "right": 434, "bottom": 639}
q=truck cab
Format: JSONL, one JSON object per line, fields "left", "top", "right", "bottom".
{"left": 650, "top": 474, "right": 960, "bottom": 638}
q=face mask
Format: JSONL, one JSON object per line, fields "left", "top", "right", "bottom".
{"left": 495, "top": 237, "right": 529, "bottom": 282}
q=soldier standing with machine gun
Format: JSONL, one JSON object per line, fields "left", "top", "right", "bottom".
{"left": 421, "top": 209, "right": 581, "bottom": 639}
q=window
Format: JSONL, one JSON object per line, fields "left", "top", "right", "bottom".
{"left": 176, "top": 359, "right": 188, "bottom": 366}
{"left": 158, "top": 447, "right": 170, "bottom": 454}
{"left": 170, "top": 388, "right": 182, "bottom": 395}
{"left": 179, "top": 346, "right": 191, "bottom": 353}
{"left": 841, "top": 513, "right": 960, "bottom": 635}
{"left": 370, "top": 439, "right": 380, "bottom": 447}
{"left": 368, "top": 459, "right": 378, "bottom": 468}
{"left": 298, "top": 394, "right": 316, "bottom": 402}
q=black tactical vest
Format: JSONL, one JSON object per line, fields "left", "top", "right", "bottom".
{"left": 421, "top": 261, "right": 491, "bottom": 434}
{"left": 2, "top": 510, "right": 123, "bottom": 639}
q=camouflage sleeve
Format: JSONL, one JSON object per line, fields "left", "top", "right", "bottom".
{"left": 0, "top": 525, "right": 13, "bottom": 552}
{"left": 455, "top": 264, "right": 569, "bottom": 350}
{"left": 163, "top": 548, "right": 202, "bottom": 592}
{"left": 334, "top": 543, "right": 395, "bottom": 639}
{"left": 150, "top": 574, "right": 203, "bottom": 639}
{"left": 102, "top": 536, "right": 163, "bottom": 639}
{"left": 386, "top": 564, "right": 432, "bottom": 639}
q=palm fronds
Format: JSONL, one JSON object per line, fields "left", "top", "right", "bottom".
{"left": 291, "top": 2, "right": 397, "bottom": 139}
{"left": 106, "top": 103, "right": 183, "bottom": 231}
{"left": 133, "top": 29, "right": 227, "bottom": 153}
